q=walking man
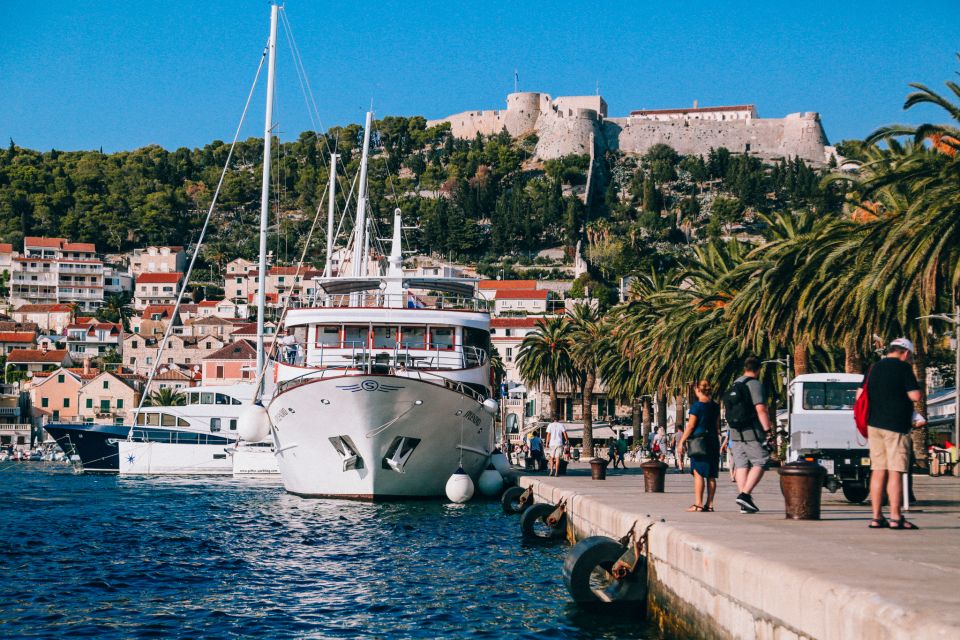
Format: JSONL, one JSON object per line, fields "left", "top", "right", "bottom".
{"left": 722, "top": 356, "right": 773, "bottom": 513}
{"left": 858, "top": 338, "right": 922, "bottom": 530}
{"left": 528, "top": 431, "right": 545, "bottom": 471}
{"left": 545, "top": 418, "right": 568, "bottom": 477}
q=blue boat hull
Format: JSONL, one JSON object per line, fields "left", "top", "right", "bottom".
{"left": 44, "top": 423, "right": 130, "bottom": 473}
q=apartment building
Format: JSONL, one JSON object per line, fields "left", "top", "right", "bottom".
{"left": 64, "top": 319, "right": 122, "bottom": 359}
{"left": 11, "top": 303, "right": 74, "bottom": 334}
{"left": 225, "top": 258, "right": 255, "bottom": 304}
{"left": 78, "top": 371, "right": 142, "bottom": 425}
{"left": 10, "top": 237, "right": 104, "bottom": 312}
{"left": 122, "top": 333, "right": 225, "bottom": 374}
{"left": 133, "top": 272, "right": 183, "bottom": 310}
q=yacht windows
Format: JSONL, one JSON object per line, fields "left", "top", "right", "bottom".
{"left": 210, "top": 418, "right": 221, "bottom": 432}
{"left": 147, "top": 413, "right": 161, "bottom": 426}
{"left": 161, "top": 413, "right": 177, "bottom": 427}
{"left": 229, "top": 419, "right": 237, "bottom": 431}
{"left": 430, "top": 327, "right": 455, "bottom": 350}
{"left": 373, "top": 326, "right": 397, "bottom": 349}
{"left": 316, "top": 325, "right": 340, "bottom": 347}
{"left": 215, "top": 393, "right": 229, "bottom": 405}
{"left": 201, "top": 392, "right": 214, "bottom": 404}
{"left": 343, "top": 326, "right": 368, "bottom": 349}
{"left": 400, "top": 326, "right": 426, "bottom": 349}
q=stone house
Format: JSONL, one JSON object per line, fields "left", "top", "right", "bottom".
{"left": 133, "top": 272, "right": 183, "bottom": 310}
{"left": 224, "top": 258, "right": 255, "bottom": 304}
{"left": 122, "top": 333, "right": 225, "bottom": 374}
{"left": 129, "top": 246, "right": 186, "bottom": 276}
{"left": 64, "top": 319, "right": 122, "bottom": 359}
{"left": 8, "top": 348, "right": 73, "bottom": 375}
{"left": 129, "top": 305, "right": 179, "bottom": 336}
{"left": 197, "top": 299, "right": 239, "bottom": 319}
{"left": 489, "top": 317, "right": 541, "bottom": 383}
{"left": 11, "top": 303, "right": 74, "bottom": 334}
{"left": 202, "top": 340, "right": 257, "bottom": 385}
{"left": 78, "top": 371, "right": 142, "bottom": 424}
{"left": 186, "top": 316, "right": 237, "bottom": 340}
{"left": 493, "top": 290, "right": 549, "bottom": 315}
{"left": 144, "top": 367, "right": 197, "bottom": 398}
{"left": 0, "top": 330, "right": 37, "bottom": 355}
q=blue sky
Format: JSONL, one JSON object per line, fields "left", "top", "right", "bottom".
{"left": 2, "top": 1, "right": 956, "bottom": 152}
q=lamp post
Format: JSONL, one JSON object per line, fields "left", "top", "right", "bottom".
{"left": 918, "top": 306, "right": 960, "bottom": 448}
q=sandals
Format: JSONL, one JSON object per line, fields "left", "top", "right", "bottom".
{"left": 889, "top": 516, "right": 919, "bottom": 530}
{"left": 868, "top": 517, "right": 888, "bottom": 529}
{"left": 686, "top": 505, "right": 703, "bottom": 512}
{"left": 704, "top": 506, "right": 715, "bottom": 512}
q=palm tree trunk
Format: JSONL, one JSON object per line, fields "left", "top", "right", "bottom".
{"left": 549, "top": 379, "right": 558, "bottom": 421}
{"left": 793, "top": 341, "right": 809, "bottom": 376}
{"left": 656, "top": 391, "right": 668, "bottom": 433}
{"left": 911, "top": 340, "right": 929, "bottom": 470}
{"left": 631, "top": 398, "right": 641, "bottom": 444}
{"left": 641, "top": 397, "right": 652, "bottom": 441}
{"left": 582, "top": 371, "right": 595, "bottom": 457}
{"left": 844, "top": 337, "right": 864, "bottom": 374}
{"left": 674, "top": 393, "right": 685, "bottom": 433}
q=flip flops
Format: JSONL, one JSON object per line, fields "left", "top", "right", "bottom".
{"left": 686, "top": 504, "right": 703, "bottom": 512}
{"left": 868, "top": 517, "right": 888, "bottom": 529}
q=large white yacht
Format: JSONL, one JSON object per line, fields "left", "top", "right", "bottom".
{"left": 266, "top": 207, "right": 497, "bottom": 499}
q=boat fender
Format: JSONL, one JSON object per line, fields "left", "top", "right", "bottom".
{"left": 519, "top": 501, "right": 566, "bottom": 540}
{"left": 477, "top": 465, "right": 504, "bottom": 497}
{"left": 481, "top": 398, "right": 499, "bottom": 416}
{"left": 562, "top": 525, "right": 652, "bottom": 604}
{"left": 501, "top": 485, "right": 533, "bottom": 515}
{"left": 489, "top": 449, "right": 512, "bottom": 475}
{"left": 445, "top": 466, "right": 475, "bottom": 503}
{"left": 238, "top": 402, "right": 271, "bottom": 443}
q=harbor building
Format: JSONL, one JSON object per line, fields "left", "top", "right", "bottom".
{"left": 10, "top": 237, "right": 104, "bottom": 312}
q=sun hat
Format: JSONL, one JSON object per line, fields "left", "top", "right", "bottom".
{"left": 890, "top": 337, "right": 915, "bottom": 353}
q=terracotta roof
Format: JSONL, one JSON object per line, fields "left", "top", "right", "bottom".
{"left": 230, "top": 322, "right": 277, "bottom": 336}
{"left": 8, "top": 348, "right": 70, "bottom": 363}
{"left": 0, "top": 322, "right": 38, "bottom": 333}
{"left": 14, "top": 304, "right": 74, "bottom": 314}
{"left": 141, "top": 305, "right": 176, "bottom": 319}
{"left": 491, "top": 318, "right": 542, "bottom": 328}
{"left": 136, "top": 272, "right": 182, "bottom": 284}
{"left": 66, "top": 321, "right": 120, "bottom": 335}
{"left": 62, "top": 242, "right": 96, "bottom": 252}
{"left": 477, "top": 279, "right": 539, "bottom": 290}
{"left": 247, "top": 293, "right": 279, "bottom": 304}
{"left": 630, "top": 104, "right": 755, "bottom": 116}
{"left": 198, "top": 300, "right": 223, "bottom": 307}
{"left": 205, "top": 339, "right": 257, "bottom": 361}
{"left": 190, "top": 316, "right": 233, "bottom": 325}
{"left": 496, "top": 290, "right": 549, "bottom": 300}
{"left": 24, "top": 237, "right": 66, "bottom": 248}
{"left": 152, "top": 369, "right": 193, "bottom": 381}
{"left": 0, "top": 243, "right": 12, "bottom": 253}
{"left": 64, "top": 367, "right": 100, "bottom": 379}
{"left": 178, "top": 304, "right": 198, "bottom": 315}
{"left": 0, "top": 332, "right": 37, "bottom": 343}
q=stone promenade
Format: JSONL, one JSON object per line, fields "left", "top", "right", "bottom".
{"left": 518, "top": 464, "right": 959, "bottom": 640}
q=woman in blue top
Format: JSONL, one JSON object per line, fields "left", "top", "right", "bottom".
{"left": 678, "top": 380, "right": 721, "bottom": 512}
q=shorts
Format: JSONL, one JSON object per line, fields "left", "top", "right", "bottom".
{"left": 868, "top": 426, "right": 910, "bottom": 473}
{"left": 550, "top": 446, "right": 564, "bottom": 459}
{"left": 730, "top": 439, "right": 768, "bottom": 469}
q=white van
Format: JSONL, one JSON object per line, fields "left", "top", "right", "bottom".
{"left": 788, "top": 373, "right": 871, "bottom": 503}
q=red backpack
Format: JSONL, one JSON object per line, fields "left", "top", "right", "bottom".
{"left": 853, "top": 369, "right": 870, "bottom": 438}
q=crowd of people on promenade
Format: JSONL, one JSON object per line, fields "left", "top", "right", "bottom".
{"left": 510, "top": 340, "right": 927, "bottom": 528}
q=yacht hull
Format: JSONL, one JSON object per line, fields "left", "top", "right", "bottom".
{"left": 44, "top": 423, "right": 130, "bottom": 473}
{"left": 269, "top": 375, "right": 494, "bottom": 499}
{"left": 118, "top": 440, "right": 234, "bottom": 475}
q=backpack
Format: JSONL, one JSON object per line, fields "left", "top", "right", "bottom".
{"left": 853, "top": 369, "right": 870, "bottom": 438}
{"left": 723, "top": 380, "right": 757, "bottom": 431}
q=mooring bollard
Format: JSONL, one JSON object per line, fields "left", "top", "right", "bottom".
{"left": 557, "top": 458, "right": 568, "bottom": 476}
{"left": 640, "top": 460, "right": 668, "bottom": 492}
{"left": 778, "top": 460, "right": 826, "bottom": 520}
{"left": 589, "top": 458, "right": 608, "bottom": 480}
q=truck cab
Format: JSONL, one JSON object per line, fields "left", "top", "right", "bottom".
{"left": 788, "top": 373, "right": 871, "bottom": 503}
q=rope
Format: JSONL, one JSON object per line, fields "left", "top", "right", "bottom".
{"left": 128, "top": 43, "right": 269, "bottom": 439}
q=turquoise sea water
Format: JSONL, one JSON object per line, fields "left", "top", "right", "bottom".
{"left": 0, "top": 465, "right": 655, "bottom": 639}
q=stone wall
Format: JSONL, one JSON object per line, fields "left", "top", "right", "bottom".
{"left": 429, "top": 92, "right": 836, "bottom": 166}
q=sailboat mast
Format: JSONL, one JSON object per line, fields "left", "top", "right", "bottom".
{"left": 352, "top": 110, "right": 373, "bottom": 278}
{"left": 324, "top": 153, "right": 338, "bottom": 278}
{"left": 255, "top": 3, "right": 279, "bottom": 386}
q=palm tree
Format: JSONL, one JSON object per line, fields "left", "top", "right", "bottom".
{"left": 145, "top": 387, "right": 186, "bottom": 407}
{"left": 516, "top": 315, "right": 575, "bottom": 422}
{"left": 568, "top": 304, "right": 605, "bottom": 456}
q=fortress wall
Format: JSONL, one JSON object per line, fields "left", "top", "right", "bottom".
{"left": 611, "top": 112, "right": 830, "bottom": 165}
{"left": 426, "top": 110, "right": 507, "bottom": 139}
{"left": 552, "top": 96, "right": 608, "bottom": 118}
{"left": 533, "top": 111, "right": 599, "bottom": 159}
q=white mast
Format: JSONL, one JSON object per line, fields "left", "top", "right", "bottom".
{"left": 324, "top": 153, "right": 338, "bottom": 278}
{"left": 255, "top": 3, "right": 279, "bottom": 389}
{"left": 352, "top": 110, "right": 373, "bottom": 278}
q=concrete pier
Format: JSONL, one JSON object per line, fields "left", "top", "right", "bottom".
{"left": 519, "top": 464, "right": 959, "bottom": 640}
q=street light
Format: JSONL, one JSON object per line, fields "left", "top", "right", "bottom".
{"left": 917, "top": 305, "right": 960, "bottom": 448}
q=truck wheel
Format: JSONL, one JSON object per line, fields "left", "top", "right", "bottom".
{"left": 842, "top": 482, "right": 869, "bottom": 504}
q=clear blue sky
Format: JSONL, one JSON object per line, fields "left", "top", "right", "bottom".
{"left": 2, "top": 1, "right": 956, "bottom": 152}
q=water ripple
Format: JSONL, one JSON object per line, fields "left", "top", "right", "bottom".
{"left": 0, "top": 465, "right": 654, "bottom": 639}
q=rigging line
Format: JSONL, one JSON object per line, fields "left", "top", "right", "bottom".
{"left": 129, "top": 44, "right": 269, "bottom": 435}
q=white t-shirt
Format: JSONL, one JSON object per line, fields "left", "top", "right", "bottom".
{"left": 546, "top": 421, "right": 567, "bottom": 451}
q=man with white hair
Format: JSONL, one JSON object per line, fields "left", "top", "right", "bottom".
{"left": 857, "top": 338, "right": 922, "bottom": 530}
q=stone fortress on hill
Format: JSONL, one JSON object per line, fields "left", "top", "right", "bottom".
{"left": 427, "top": 92, "right": 840, "bottom": 167}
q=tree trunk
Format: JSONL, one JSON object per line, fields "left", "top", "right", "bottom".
{"left": 641, "top": 397, "right": 652, "bottom": 442}
{"left": 631, "top": 398, "right": 641, "bottom": 444}
{"left": 582, "top": 371, "right": 595, "bottom": 457}
{"left": 656, "top": 391, "right": 668, "bottom": 433}
{"left": 674, "top": 393, "right": 685, "bottom": 433}
{"left": 844, "top": 338, "right": 864, "bottom": 374}
{"left": 549, "top": 379, "right": 558, "bottom": 421}
{"left": 793, "top": 341, "right": 809, "bottom": 377}
{"left": 911, "top": 341, "right": 929, "bottom": 471}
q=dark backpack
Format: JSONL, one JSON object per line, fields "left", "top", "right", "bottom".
{"left": 723, "top": 380, "right": 757, "bottom": 431}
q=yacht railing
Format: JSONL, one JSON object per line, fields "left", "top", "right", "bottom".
{"left": 276, "top": 341, "right": 487, "bottom": 371}
{"left": 292, "top": 293, "right": 492, "bottom": 312}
